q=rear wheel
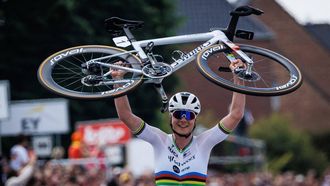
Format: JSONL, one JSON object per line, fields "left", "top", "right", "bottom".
{"left": 196, "top": 44, "right": 303, "bottom": 96}
{"left": 38, "top": 45, "right": 143, "bottom": 99}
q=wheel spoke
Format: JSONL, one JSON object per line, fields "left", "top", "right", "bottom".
{"left": 41, "top": 47, "right": 143, "bottom": 98}
{"left": 63, "top": 58, "right": 84, "bottom": 69}
{"left": 63, "top": 77, "right": 83, "bottom": 88}
{"left": 197, "top": 44, "right": 301, "bottom": 96}
{"left": 55, "top": 63, "right": 84, "bottom": 77}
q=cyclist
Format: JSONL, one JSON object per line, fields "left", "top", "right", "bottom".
{"left": 112, "top": 60, "right": 246, "bottom": 185}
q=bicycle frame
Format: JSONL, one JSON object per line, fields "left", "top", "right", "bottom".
{"left": 39, "top": 6, "right": 302, "bottom": 100}
{"left": 89, "top": 29, "right": 255, "bottom": 82}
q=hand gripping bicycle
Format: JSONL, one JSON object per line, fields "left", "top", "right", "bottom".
{"left": 37, "top": 6, "right": 303, "bottom": 112}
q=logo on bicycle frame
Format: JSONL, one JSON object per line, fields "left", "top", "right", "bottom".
{"left": 201, "top": 45, "right": 226, "bottom": 60}
{"left": 172, "top": 42, "right": 212, "bottom": 67}
{"left": 50, "top": 48, "right": 84, "bottom": 65}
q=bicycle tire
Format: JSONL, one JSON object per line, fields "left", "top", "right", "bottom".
{"left": 196, "top": 44, "right": 303, "bottom": 96}
{"left": 38, "top": 45, "right": 143, "bottom": 99}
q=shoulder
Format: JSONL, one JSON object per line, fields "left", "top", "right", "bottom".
{"left": 11, "top": 145, "right": 22, "bottom": 153}
{"left": 197, "top": 123, "right": 230, "bottom": 137}
{"left": 195, "top": 123, "right": 229, "bottom": 145}
{"left": 135, "top": 121, "right": 167, "bottom": 136}
{"left": 135, "top": 122, "right": 169, "bottom": 144}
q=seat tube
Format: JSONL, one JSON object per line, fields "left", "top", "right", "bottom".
{"left": 123, "top": 26, "right": 136, "bottom": 42}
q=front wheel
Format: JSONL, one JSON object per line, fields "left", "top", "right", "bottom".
{"left": 38, "top": 45, "right": 144, "bottom": 99}
{"left": 196, "top": 44, "right": 303, "bottom": 96}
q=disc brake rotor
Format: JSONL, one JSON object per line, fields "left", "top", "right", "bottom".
{"left": 236, "top": 69, "right": 260, "bottom": 82}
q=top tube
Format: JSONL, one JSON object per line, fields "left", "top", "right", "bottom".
{"left": 132, "top": 30, "right": 226, "bottom": 59}
{"left": 133, "top": 30, "right": 224, "bottom": 47}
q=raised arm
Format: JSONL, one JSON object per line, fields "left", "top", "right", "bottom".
{"left": 112, "top": 62, "right": 142, "bottom": 132}
{"left": 114, "top": 95, "right": 142, "bottom": 132}
{"left": 220, "top": 60, "right": 246, "bottom": 132}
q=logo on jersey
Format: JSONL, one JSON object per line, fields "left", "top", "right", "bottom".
{"left": 173, "top": 165, "right": 180, "bottom": 173}
{"left": 168, "top": 145, "right": 178, "bottom": 158}
{"left": 183, "top": 150, "right": 191, "bottom": 158}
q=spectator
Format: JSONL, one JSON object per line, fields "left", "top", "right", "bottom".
{"left": 107, "top": 167, "right": 122, "bottom": 186}
{"left": 322, "top": 167, "right": 330, "bottom": 186}
{"left": 50, "top": 146, "right": 65, "bottom": 160}
{"left": 1, "top": 157, "right": 10, "bottom": 186}
{"left": 9, "top": 135, "right": 30, "bottom": 172}
{"left": 135, "top": 169, "right": 155, "bottom": 186}
{"left": 6, "top": 151, "right": 37, "bottom": 186}
{"left": 118, "top": 171, "right": 134, "bottom": 186}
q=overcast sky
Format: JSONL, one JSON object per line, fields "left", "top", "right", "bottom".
{"left": 227, "top": 0, "right": 330, "bottom": 25}
{"left": 275, "top": 0, "right": 330, "bottom": 25}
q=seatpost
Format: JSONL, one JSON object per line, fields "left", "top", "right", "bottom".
{"left": 123, "top": 25, "right": 136, "bottom": 42}
{"left": 225, "top": 15, "right": 240, "bottom": 41}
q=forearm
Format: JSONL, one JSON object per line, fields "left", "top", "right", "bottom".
{"left": 114, "top": 95, "right": 141, "bottom": 131}
{"left": 7, "top": 164, "right": 34, "bottom": 185}
{"left": 114, "top": 95, "right": 132, "bottom": 119}
{"left": 220, "top": 77, "right": 246, "bottom": 131}
{"left": 229, "top": 91, "right": 245, "bottom": 121}
{"left": 111, "top": 63, "right": 142, "bottom": 132}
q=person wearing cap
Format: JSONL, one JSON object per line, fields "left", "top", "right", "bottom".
{"left": 112, "top": 59, "right": 246, "bottom": 186}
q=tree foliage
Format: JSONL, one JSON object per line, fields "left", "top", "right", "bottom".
{"left": 0, "top": 0, "right": 181, "bottom": 127}
{"left": 248, "top": 114, "right": 328, "bottom": 175}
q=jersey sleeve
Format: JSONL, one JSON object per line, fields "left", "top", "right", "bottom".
{"left": 134, "top": 121, "right": 168, "bottom": 148}
{"left": 196, "top": 122, "right": 229, "bottom": 151}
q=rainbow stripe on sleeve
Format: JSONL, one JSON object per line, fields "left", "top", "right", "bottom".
{"left": 155, "top": 171, "right": 206, "bottom": 186}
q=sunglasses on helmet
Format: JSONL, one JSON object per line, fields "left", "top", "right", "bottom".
{"left": 172, "top": 110, "right": 196, "bottom": 120}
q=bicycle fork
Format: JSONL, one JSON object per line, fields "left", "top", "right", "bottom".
{"left": 223, "top": 40, "right": 254, "bottom": 76}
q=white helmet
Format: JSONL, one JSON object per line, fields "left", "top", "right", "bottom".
{"left": 168, "top": 92, "right": 201, "bottom": 114}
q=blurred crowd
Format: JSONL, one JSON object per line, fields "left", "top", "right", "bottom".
{"left": 206, "top": 169, "right": 330, "bottom": 186}
{"left": 1, "top": 134, "right": 330, "bottom": 186}
{"left": 1, "top": 155, "right": 330, "bottom": 186}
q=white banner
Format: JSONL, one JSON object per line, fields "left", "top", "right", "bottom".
{"left": 127, "top": 139, "right": 155, "bottom": 176}
{"left": 104, "top": 145, "right": 124, "bottom": 165}
{"left": 32, "top": 136, "right": 53, "bottom": 157}
{"left": 0, "top": 81, "right": 10, "bottom": 120}
{"left": 0, "top": 99, "right": 69, "bottom": 136}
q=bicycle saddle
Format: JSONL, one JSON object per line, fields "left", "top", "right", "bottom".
{"left": 104, "top": 17, "right": 144, "bottom": 36}
{"left": 230, "top": 6, "right": 264, "bottom": 16}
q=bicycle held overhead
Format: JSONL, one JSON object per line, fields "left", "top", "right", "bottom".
{"left": 37, "top": 5, "right": 303, "bottom": 112}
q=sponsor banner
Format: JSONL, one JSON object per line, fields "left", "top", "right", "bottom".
{"left": 77, "top": 119, "right": 131, "bottom": 146}
{"left": 32, "top": 136, "right": 53, "bottom": 157}
{"left": 0, "top": 99, "right": 69, "bottom": 136}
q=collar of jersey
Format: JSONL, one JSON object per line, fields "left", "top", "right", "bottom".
{"left": 171, "top": 134, "right": 194, "bottom": 153}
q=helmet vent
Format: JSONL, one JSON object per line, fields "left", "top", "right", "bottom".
{"left": 192, "top": 97, "right": 197, "bottom": 103}
{"left": 182, "top": 96, "right": 188, "bottom": 105}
